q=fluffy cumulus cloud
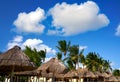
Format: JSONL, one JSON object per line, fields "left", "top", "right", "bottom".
{"left": 7, "top": 36, "right": 56, "bottom": 55}
{"left": 48, "top": 1, "right": 110, "bottom": 36}
{"left": 13, "top": 7, "right": 45, "bottom": 34}
{"left": 115, "top": 24, "right": 120, "bottom": 36}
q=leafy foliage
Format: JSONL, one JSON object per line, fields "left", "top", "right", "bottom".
{"left": 56, "top": 40, "right": 112, "bottom": 72}
{"left": 24, "top": 46, "right": 46, "bottom": 67}
{"left": 85, "top": 52, "right": 112, "bottom": 72}
{"left": 113, "top": 69, "right": 120, "bottom": 76}
{"left": 56, "top": 40, "right": 70, "bottom": 57}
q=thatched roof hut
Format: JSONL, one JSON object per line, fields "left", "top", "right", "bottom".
{"left": 0, "top": 46, "right": 36, "bottom": 74}
{"left": 37, "top": 58, "right": 67, "bottom": 74}
{"left": 77, "top": 68, "right": 97, "bottom": 78}
{"left": 116, "top": 76, "right": 120, "bottom": 82}
{"left": 64, "top": 70, "right": 78, "bottom": 78}
{"left": 64, "top": 68, "right": 96, "bottom": 78}
{"left": 106, "top": 76, "right": 118, "bottom": 82}
{"left": 36, "top": 58, "right": 68, "bottom": 78}
{"left": 15, "top": 70, "right": 38, "bottom": 76}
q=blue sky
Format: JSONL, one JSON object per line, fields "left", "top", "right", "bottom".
{"left": 0, "top": 0, "right": 120, "bottom": 69}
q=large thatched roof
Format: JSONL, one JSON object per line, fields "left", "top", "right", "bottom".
{"left": 0, "top": 46, "right": 36, "bottom": 74}
{"left": 64, "top": 68, "right": 97, "bottom": 78}
{"left": 64, "top": 70, "right": 78, "bottom": 78}
{"left": 107, "top": 76, "right": 118, "bottom": 82}
{"left": 15, "top": 70, "right": 38, "bottom": 76}
{"left": 36, "top": 58, "right": 68, "bottom": 78}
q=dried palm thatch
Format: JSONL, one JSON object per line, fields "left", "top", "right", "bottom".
{"left": 0, "top": 46, "right": 36, "bottom": 74}
{"left": 94, "top": 72, "right": 111, "bottom": 78}
{"left": 77, "top": 68, "right": 97, "bottom": 78}
{"left": 37, "top": 58, "right": 68, "bottom": 78}
{"left": 64, "top": 70, "right": 78, "bottom": 78}
{"left": 106, "top": 76, "right": 118, "bottom": 82}
{"left": 64, "top": 68, "right": 97, "bottom": 78}
{"left": 15, "top": 70, "right": 38, "bottom": 76}
{"left": 116, "top": 76, "right": 120, "bottom": 82}
{"left": 102, "top": 72, "right": 111, "bottom": 78}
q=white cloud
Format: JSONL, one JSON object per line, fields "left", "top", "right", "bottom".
{"left": 23, "top": 39, "right": 43, "bottom": 47}
{"left": 22, "top": 39, "right": 56, "bottom": 55}
{"left": 13, "top": 7, "right": 45, "bottom": 34}
{"left": 79, "top": 46, "right": 87, "bottom": 50}
{"left": 7, "top": 35, "right": 23, "bottom": 49}
{"left": 7, "top": 36, "right": 56, "bottom": 56}
{"left": 44, "top": 57, "right": 52, "bottom": 63}
{"left": 115, "top": 24, "right": 120, "bottom": 36}
{"left": 48, "top": 1, "right": 110, "bottom": 36}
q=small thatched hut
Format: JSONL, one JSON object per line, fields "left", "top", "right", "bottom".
{"left": 64, "top": 68, "right": 97, "bottom": 82}
{"left": 0, "top": 46, "right": 36, "bottom": 82}
{"left": 0, "top": 46, "right": 35, "bottom": 73}
{"left": 105, "top": 76, "right": 118, "bottom": 82}
{"left": 36, "top": 58, "right": 68, "bottom": 82}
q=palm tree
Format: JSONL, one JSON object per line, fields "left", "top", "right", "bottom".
{"left": 86, "top": 52, "right": 100, "bottom": 72}
{"left": 67, "top": 45, "right": 85, "bottom": 69}
{"left": 79, "top": 49, "right": 86, "bottom": 68}
{"left": 67, "top": 58, "right": 75, "bottom": 70}
{"left": 24, "top": 46, "right": 46, "bottom": 67}
{"left": 103, "top": 60, "right": 112, "bottom": 72}
{"left": 113, "top": 69, "right": 120, "bottom": 76}
{"left": 56, "top": 52, "right": 62, "bottom": 60}
{"left": 68, "top": 45, "right": 79, "bottom": 69}
{"left": 38, "top": 49, "right": 46, "bottom": 62}
{"left": 56, "top": 40, "right": 70, "bottom": 58}
{"left": 85, "top": 52, "right": 112, "bottom": 73}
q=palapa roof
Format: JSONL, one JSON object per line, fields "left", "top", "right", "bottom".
{"left": 64, "top": 68, "right": 97, "bottom": 78}
{"left": 0, "top": 46, "right": 36, "bottom": 73}
{"left": 94, "top": 72, "right": 112, "bottom": 78}
{"left": 116, "top": 77, "right": 120, "bottom": 81}
{"left": 15, "top": 70, "right": 38, "bottom": 76}
{"left": 64, "top": 70, "right": 78, "bottom": 78}
{"left": 107, "top": 76, "right": 118, "bottom": 82}
{"left": 36, "top": 58, "right": 68, "bottom": 78}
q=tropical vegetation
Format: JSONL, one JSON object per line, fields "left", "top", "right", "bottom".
{"left": 24, "top": 46, "right": 46, "bottom": 67}
{"left": 113, "top": 69, "right": 120, "bottom": 76}
{"left": 23, "top": 40, "right": 114, "bottom": 73}
{"left": 56, "top": 40, "right": 112, "bottom": 73}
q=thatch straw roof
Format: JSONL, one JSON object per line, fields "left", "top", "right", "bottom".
{"left": 40, "top": 72, "right": 64, "bottom": 78}
{"left": 0, "top": 46, "right": 36, "bottom": 74}
{"left": 37, "top": 58, "right": 67, "bottom": 74}
{"left": 107, "top": 76, "right": 118, "bottom": 82}
{"left": 36, "top": 58, "right": 68, "bottom": 78}
{"left": 64, "top": 68, "right": 97, "bottom": 78}
{"left": 15, "top": 70, "right": 38, "bottom": 76}
{"left": 64, "top": 70, "right": 78, "bottom": 78}
{"left": 116, "top": 77, "right": 120, "bottom": 82}
{"left": 75, "top": 68, "right": 96, "bottom": 78}
{"left": 94, "top": 72, "right": 111, "bottom": 78}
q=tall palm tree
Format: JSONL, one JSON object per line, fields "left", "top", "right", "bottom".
{"left": 56, "top": 40, "right": 70, "bottom": 58}
{"left": 103, "top": 60, "right": 112, "bottom": 72}
{"left": 79, "top": 49, "right": 86, "bottom": 68}
{"left": 24, "top": 46, "right": 46, "bottom": 67}
{"left": 56, "top": 52, "right": 62, "bottom": 60}
{"left": 113, "top": 69, "right": 120, "bottom": 76}
{"left": 86, "top": 52, "right": 100, "bottom": 72}
{"left": 67, "top": 45, "right": 85, "bottom": 69}
{"left": 85, "top": 52, "right": 112, "bottom": 72}
{"left": 67, "top": 58, "right": 75, "bottom": 70}
{"left": 38, "top": 49, "right": 46, "bottom": 62}
{"left": 68, "top": 45, "right": 79, "bottom": 69}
